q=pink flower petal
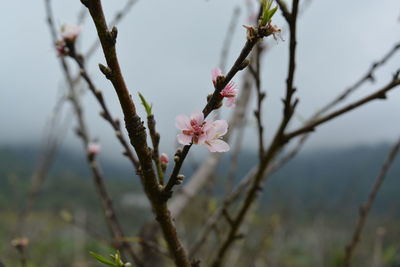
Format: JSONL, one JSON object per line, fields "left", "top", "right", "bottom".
{"left": 175, "top": 115, "right": 190, "bottom": 130}
{"left": 197, "top": 133, "right": 208, "bottom": 145}
{"left": 190, "top": 111, "right": 204, "bottom": 125}
{"left": 177, "top": 134, "right": 192, "bottom": 145}
{"left": 208, "top": 120, "right": 228, "bottom": 138}
{"left": 206, "top": 139, "right": 230, "bottom": 152}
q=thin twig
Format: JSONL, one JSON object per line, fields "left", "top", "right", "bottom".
{"left": 16, "top": 94, "right": 70, "bottom": 235}
{"left": 284, "top": 74, "right": 400, "bottom": 140}
{"left": 275, "top": 0, "right": 291, "bottom": 22}
{"left": 189, "top": 166, "right": 258, "bottom": 258}
{"left": 249, "top": 43, "right": 266, "bottom": 160}
{"left": 210, "top": 1, "right": 300, "bottom": 265}
{"left": 69, "top": 51, "right": 140, "bottom": 171}
{"left": 219, "top": 7, "right": 241, "bottom": 73}
{"left": 318, "top": 42, "right": 400, "bottom": 115}
{"left": 342, "top": 136, "right": 400, "bottom": 267}
{"left": 269, "top": 41, "right": 400, "bottom": 180}
{"left": 84, "top": 0, "right": 139, "bottom": 60}
{"left": 164, "top": 23, "right": 278, "bottom": 198}
{"left": 146, "top": 114, "right": 164, "bottom": 185}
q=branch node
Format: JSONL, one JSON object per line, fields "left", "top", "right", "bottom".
{"left": 239, "top": 59, "right": 250, "bottom": 71}
{"left": 98, "top": 63, "right": 112, "bottom": 79}
{"left": 99, "top": 111, "right": 107, "bottom": 119}
{"left": 176, "top": 174, "right": 185, "bottom": 185}
{"left": 109, "top": 26, "right": 118, "bottom": 44}
{"left": 80, "top": 0, "right": 89, "bottom": 8}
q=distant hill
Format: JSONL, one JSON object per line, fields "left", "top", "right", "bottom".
{"left": 0, "top": 143, "right": 399, "bottom": 219}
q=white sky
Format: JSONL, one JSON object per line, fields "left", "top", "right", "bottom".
{"left": 0, "top": 0, "right": 399, "bottom": 160}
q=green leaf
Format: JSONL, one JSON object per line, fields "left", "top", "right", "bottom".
{"left": 89, "top": 251, "right": 116, "bottom": 266}
{"left": 260, "top": 0, "right": 278, "bottom": 26}
{"left": 138, "top": 92, "right": 153, "bottom": 116}
{"left": 267, "top": 6, "right": 278, "bottom": 20}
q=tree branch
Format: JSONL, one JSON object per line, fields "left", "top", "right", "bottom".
{"left": 164, "top": 23, "right": 278, "bottom": 199}
{"left": 81, "top": 0, "right": 191, "bottom": 265}
{"left": 342, "top": 136, "right": 400, "bottom": 267}
{"left": 284, "top": 74, "right": 400, "bottom": 141}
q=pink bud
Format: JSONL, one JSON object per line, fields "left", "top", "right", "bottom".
{"left": 87, "top": 142, "right": 101, "bottom": 155}
{"left": 160, "top": 153, "right": 169, "bottom": 164}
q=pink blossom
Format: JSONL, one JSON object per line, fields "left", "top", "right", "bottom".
{"left": 211, "top": 68, "right": 238, "bottom": 107}
{"left": 175, "top": 112, "right": 230, "bottom": 152}
{"left": 204, "top": 120, "right": 230, "bottom": 152}
{"left": 61, "top": 24, "right": 81, "bottom": 42}
{"left": 220, "top": 81, "right": 238, "bottom": 107}
{"left": 87, "top": 142, "right": 101, "bottom": 155}
{"left": 175, "top": 112, "right": 209, "bottom": 145}
{"left": 160, "top": 153, "right": 169, "bottom": 164}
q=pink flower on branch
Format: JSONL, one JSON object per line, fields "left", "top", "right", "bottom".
{"left": 211, "top": 68, "right": 238, "bottom": 107}
{"left": 204, "top": 120, "right": 230, "bottom": 152}
{"left": 175, "top": 111, "right": 230, "bottom": 152}
{"left": 176, "top": 112, "right": 209, "bottom": 146}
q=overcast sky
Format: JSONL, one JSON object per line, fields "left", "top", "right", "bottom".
{"left": 0, "top": 0, "right": 399, "bottom": 160}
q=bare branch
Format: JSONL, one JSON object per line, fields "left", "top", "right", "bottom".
{"left": 318, "top": 42, "right": 400, "bottom": 115}
{"left": 342, "top": 136, "right": 400, "bottom": 267}
{"left": 275, "top": 0, "right": 291, "bottom": 22}
{"left": 68, "top": 51, "right": 140, "bottom": 171}
{"left": 164, "top": 23, "right": 278, "bottom": 198}
{"left": 219, "top": 7, "right": 241, "bottom": 73}
{"left": 210, "top": 1, "right": 300, "bottom": 265}
{"left": 84, "top": 0, "right": 139, "bottom": 60}
{"left": 284, "top": 74, "right": 400, "bottom": 140}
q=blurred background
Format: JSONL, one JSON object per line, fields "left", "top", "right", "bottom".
{"left": 0, "top": 0, "right": 400, "bottom": 266}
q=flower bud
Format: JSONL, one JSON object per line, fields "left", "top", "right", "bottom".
{"left": 160, "top": 153, "right": 169, "bottom": 164}
{"left": 87, "top": 142, "right": 101, "bottom": 155}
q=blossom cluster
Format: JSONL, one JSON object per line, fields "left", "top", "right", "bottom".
{"left": 175, "top": 68, "right": 238, "bottom": 153}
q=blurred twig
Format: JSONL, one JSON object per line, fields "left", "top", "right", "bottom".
{"left": 84, "top": 0, "right": 139, "bottom": 60}
{"left": 44, "top": 0, "right": 143, "bottom": 265}
{"left": 69, "top": 51, "right": 140, "bottom": 171}
{"left": 342, "top": 136, "right": 400, "bottom": 267}
{"left": 219, "top": 7, "right": 241, "bottom": 73}
{"left": 318, "top": 42, "right": 400, "bottom": 115}
{"left": 249, "top": 43, "right": 266, "bottom": 160}
{"left": 284, "top": 73, "right": 400, "bottom": 140}
{"left": 268, "top": 40, "right": 400, "bottom": 180}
